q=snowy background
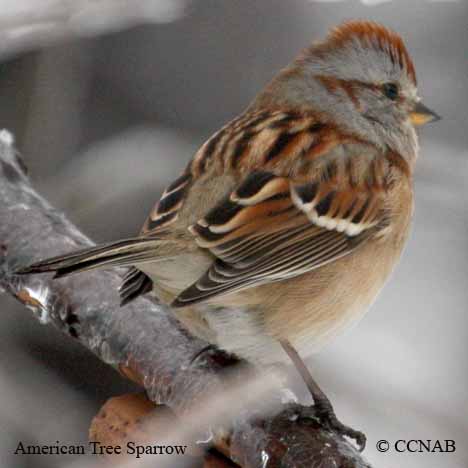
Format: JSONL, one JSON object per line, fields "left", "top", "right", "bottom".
{"left": 0, "top": 1, "right": 466, "bottom": 467}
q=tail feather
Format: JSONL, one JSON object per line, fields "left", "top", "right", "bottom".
{"left": 15, "top": 238, "right": 162, "bottom": 278}
{"left": 119, "top": 267, "right": 153, "bottom": 306}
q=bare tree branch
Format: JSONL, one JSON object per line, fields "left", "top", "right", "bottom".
{"left": 0, "top": 132, "right": 373, "bottom": 468}
{"left": 0, "top": 1, "right": 189, "bottom": 59}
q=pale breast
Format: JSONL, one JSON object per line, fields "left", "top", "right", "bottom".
{"left": 196, "top": 231, "right": 406, "bottom": 365}
{"left": 279, "top": 233, "right": 407, "bottom": 358}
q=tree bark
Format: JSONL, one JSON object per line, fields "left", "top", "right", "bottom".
{"left": 0, "top": 132, "right": 372, "bottom": 468}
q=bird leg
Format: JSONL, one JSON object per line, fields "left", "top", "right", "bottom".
{"left": 279, "top": 339, "right": 366, "bottom": 451}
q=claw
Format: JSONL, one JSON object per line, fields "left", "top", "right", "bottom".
{"left": 315, "top": 402, "right": 366, "bottom": 451}
{"left": 279, "top": 339, "right": 367, "bottom": 451}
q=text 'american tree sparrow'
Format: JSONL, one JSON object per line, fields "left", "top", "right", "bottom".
{"left": 18, "top": 21, "right": 440, "bottom": 449}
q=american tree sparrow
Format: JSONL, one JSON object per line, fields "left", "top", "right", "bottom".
{"left": 18, "top": 21, "right": 440, "bottom": 449}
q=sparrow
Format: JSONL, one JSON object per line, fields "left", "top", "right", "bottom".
{"left": 17, "top": 21, "right": 440, "bottom": 449}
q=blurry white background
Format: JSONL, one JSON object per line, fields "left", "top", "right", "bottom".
{"left": 0, "top": 1, "right": 466, "bottom": 467}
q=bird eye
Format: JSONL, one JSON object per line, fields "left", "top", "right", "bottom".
{"left": 382, "top": 82, "right": 399, "bottom": 101}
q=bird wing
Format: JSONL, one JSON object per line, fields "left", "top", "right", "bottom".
{"left": 139, "top": 109, "right": 335, "bottom": 237}
{"left": 135, "top": 109, "right": 399, "bottom": 307}
{"left": 172, "top": 162, "right": 389, "bottom": 307}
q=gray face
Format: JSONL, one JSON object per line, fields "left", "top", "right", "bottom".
{"left": 267, "top": 31, "right": 421, "bottom": 161}
{"left": 339, "top": 42, "right": 420, "bottom": 160}
{"left": 327, "top": 35, "right": 417, "bottom": 131}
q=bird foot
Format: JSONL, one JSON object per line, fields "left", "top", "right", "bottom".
{"left": 314, "top": 399, "right": 366, "bottom": 451}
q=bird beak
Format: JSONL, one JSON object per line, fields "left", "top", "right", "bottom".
{"left": 410, "top": 102, "right": 441, "bottom": 126}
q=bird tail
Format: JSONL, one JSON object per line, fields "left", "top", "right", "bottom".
{"left": 15, "top": 237, "right": 165, "bottom": 279}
